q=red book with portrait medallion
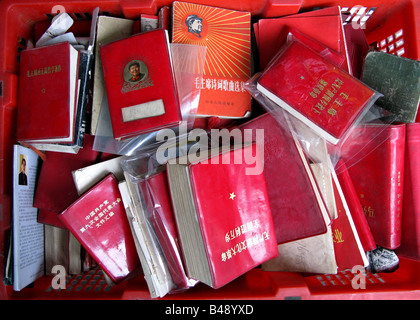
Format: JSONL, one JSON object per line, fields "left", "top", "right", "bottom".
{"left": 100, "top": 29, "right": 181, "bottom": 140}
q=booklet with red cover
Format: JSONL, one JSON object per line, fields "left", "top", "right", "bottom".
{"left": 143, "top": 170, "right": 191, "bottom": 290}
{"left": 59, "top": 173, "right": 141, "bottom": 284}
{"left": 166, "top": 143, "right": 278, "bottom": 289}
{"left": 342, "top": 123, "right": 406, "bottom": 250}
{"left": 257, "top": 38, "right": 378, "bottom": 145}
{"left": 238, "top": 113, "right": 330, "bottom": 244}
{"left": 100, "top": 29, "right": 181, "bottom": 140}
{"left": 255, "top": 6, "right": 350, "bottom": 72}
{"left": 16, "top": 42, "right": 79, "bottom": 144}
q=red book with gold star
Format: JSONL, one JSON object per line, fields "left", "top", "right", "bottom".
{"left": 59, "top": 173, "right": 141, "bottom": 284}
{"left": 172, "top": 1, "right": 252, "bottom": 118}
{"left": 166, "top": 143, "right": 278, "bottom": 289}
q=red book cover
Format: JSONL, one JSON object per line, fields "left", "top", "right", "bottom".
{"left": 100, "top": 29, "right": 181, "bottom": 140}
{"left": 172, "top": 1, "right": 252, "bottom": 118}
{"left": 238, "top": 113, "right": 329, "bottom": 244}
{"left": 59, "top": 173, "right": 141, "bottom": 284}
{"left": 335, "top": 159, "right": 377, "bottom": 252}
{"left": 255, "top": 6, "right": 350, "bottom": 72}
{"left": 167, "top": 144, "right": 278, "bottom": 288}
{"left": 16, "top": 42, "right": 79, "bottom": 143}
{"left": 143, "top": 170, "right": 191, "bottom": 290}
{"left": 257, "top": 39, "right": 377, "bottom": 145}
{"left": 331, "top": 174, "right": 368, "bottom": 270}
{"left": 342, "top": 123, "right": 406, "bottom": 250}
{"left": 34, "top": 135, "right": 100, "bottom": 228}
{"left": 397, "top": 123, "right": 420, "bottom": 259}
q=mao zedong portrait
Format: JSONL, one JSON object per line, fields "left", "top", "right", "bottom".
{"left": 18, "top": 157, "right": 28, "bottom": 186}
{"left": 128, "top": 61, "right": 145, "bottom": 83}
{"left": 185, "top": 14, "right": 203, "bottom": 38}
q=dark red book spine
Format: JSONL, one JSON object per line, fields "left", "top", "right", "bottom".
{"left": 397, "top": 123, "right": 420, "bottom": 259}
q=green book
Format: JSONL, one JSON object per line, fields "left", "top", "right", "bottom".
{"left": 362, "top": 51, "right": 420, "bottom": 123}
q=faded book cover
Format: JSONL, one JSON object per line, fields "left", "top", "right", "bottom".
{"left": 172, "top": 1, "right": 252, "bottom": 118}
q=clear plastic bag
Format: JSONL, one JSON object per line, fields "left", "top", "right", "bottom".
{"left": 119, "top": 137, "right": 210, "bottom": 297}
{"left": 244, "top": 30, "right": 397, "bottom": 172}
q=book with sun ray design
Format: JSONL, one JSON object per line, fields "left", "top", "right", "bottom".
{"left": 172, "top": 1, "right": 252, "bottom": 119}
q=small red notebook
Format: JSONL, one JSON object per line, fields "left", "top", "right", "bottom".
{"left": 16, "top": 42, "right": 79, "bottom": 143}
{"left": 100, "top": 29, "right": 181, "bottom": 140}
{"left": 167, "top": 144, "right": 278, "bottom": 289}
{"left": 238, "top": 113, "right": 329, "bottom": 244}
{"left": 257, "top": 39, "right": 377, "bottom": 145}
{"left": 59, "top": 173, "right": 141, "bottom": 284}
{"left": 342, "top": 123, "right": 406, "bottom": 250}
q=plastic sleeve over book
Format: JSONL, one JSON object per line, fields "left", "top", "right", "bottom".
{"left": 256, "top": 38, "right": 380, "bottom": 145}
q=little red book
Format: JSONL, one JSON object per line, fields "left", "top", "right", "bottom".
{"left": 59, "top": 173, "right": 141, "bottom": 284}
{"left": 166, "top": 143, "right": 278, "bottom": 289}
{"left": 255, "top": 6, "right": 350, "bottom": 72}
{"left": 142, "top": 170, "right": 192, "bottom": 290}
{"left": 341, "top": 123, "right": 406, "bottom": 250}
{"left": 16, "top": 42, "right": 79, "bottom": 143}
{"left": 257, "top": 38, "right": 378, "bottom": 145}
{"left": 331, "top": 173, "right": 369, "bottom": 271}
{"left": 100, "top": 29, "right": 181, "bottom": 140}
{"left": 397, "top": 123, "right": 420, "bottom": 260}
{"left": 237, "top": 113, "right": 330, "bottom": 244}
{"left": 335, "top": 159, "right": 377, "bottom": 252}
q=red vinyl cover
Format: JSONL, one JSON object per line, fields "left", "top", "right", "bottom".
{"left": 331, "top": 175, "right": 367, "bottom": 270}
{"left": 255, "top": 6, "right": 349, "bottom": 72}
{"left": 59, "top": 173, "right": 141, "bottom": 284}
{"left": 257, "top": 39, "right": 376, "bottom": 145}
{"left": 343, "top": 123, "right": 406, "bottom": 250}
{"left": 16, "top": 42, "right": 79, "bottom": 142}
{"left": 238, "top": 113, "right": 329, "bottom": 244}
{"left": 181, "top": 144, "right": 278, "bottom": 288}
{"left": 100, "top": 29, "right": 181, "bottom": 140}
{"left": 34, "top": 135, "right": 100, "bottom": 228}
{"left": 335, "top": 159, "right": 377, "bottom": 252}
{"left": 398, "top": 123, "right": 420, "bottom": 259}
{"left": 144, "top": 170, "right": 191, "bottom": 290}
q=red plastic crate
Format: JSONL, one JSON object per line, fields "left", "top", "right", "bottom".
{"left": 1, "top": 0, "right": 420, "bottom": 300}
